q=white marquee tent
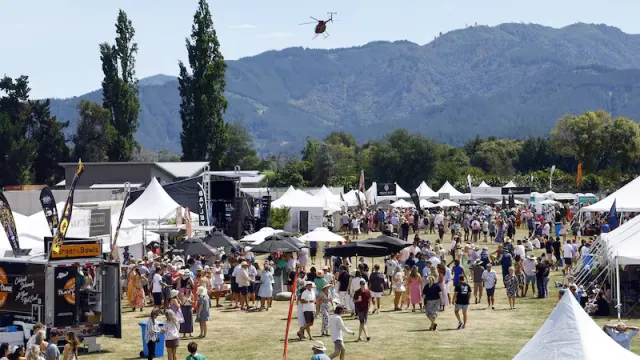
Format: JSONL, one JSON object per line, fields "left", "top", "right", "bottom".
{"left": 436, "top": 181, "right": 463, "bottom": 197}
{"left": 416, "top": 181, "right": 438, "bottom": 199}
{"left": 0, "top": 212, "right": 47, "bottom": 255}
{"left": 601, "top": 214, "right": 640, "bottom": 265}
{"left": 514, "top": 292, "right": 640, "bottom": 360}
{"left": 420, "top": 199, "right": 436, "bottom": 208}
{"left": 343, "top": 190, "right": 367, "bottom": 208}
{"left": 584, "top": 176, "right": 640, "bottom": 212}
{"left": 271, "top": 187, "right": 324, "bottom": 232}
{"left": 29, "top": 202, "right": 92, "bottom": 238}
{"left": 241, "top": 227, "right": 278, "bottom": 244}
{"left": 503, "top": 180, "right": 517, "bottom": 188}
{"left": 391, "top": 199, "right": 415, "bottom": 208}
{"left": 313, "top": 186, "right": 343, "bottom": 212}
{"left": 125, "top": 178, "right": 180, "bottom": 222}
{"left": 478, "top": 181, "right": 491, "bottom": 188}
{"left": 367, "top": 182, "right": 411, "bottom": 203}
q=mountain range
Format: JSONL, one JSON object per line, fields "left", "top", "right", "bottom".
{"left": 47, "top": 22, "right": 640, "bottom": 155}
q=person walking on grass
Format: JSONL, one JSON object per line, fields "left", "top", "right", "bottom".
{"left": 195, "top": 286, "right": 210, "bottom": 338}
{"left": 328, "top": 306, "right": 354, "bottom": 360}
{"left": 422, "top": 276, "right": 441, "bottom": 331}
{"left": 453, "top": 275, "right": 471, "bottom": 330}
{"left": 482, "top": 263, "right": 497, "bottom": 310}
{"left": 186, "top": 341, "right": 207, "bottom": 360}
{"left": 470, "top": 259, "right": 484, "bottom": 305}
{"left": 353, "top": 279, "right": 371, "bottom": 343}
{"left": 298, "top": 282, "right": 316, "bottom": 341}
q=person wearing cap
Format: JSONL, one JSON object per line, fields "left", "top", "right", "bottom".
{"left": 310, "top": 340, "right": 330, "bottom": 360}
{"left": 328, "top": 306, "right": 354, "bottom": 360}
{"left": 481, "top": 263, "right": 497, "bottom": 309}
{"left": 298, "top": 281, "right": 316, "bottom": 340}
{"left": 353, "top": 279, "right": 371, "bottom": 342}
{"left": 45, "top": 330, "right": 60, "bottom": 360}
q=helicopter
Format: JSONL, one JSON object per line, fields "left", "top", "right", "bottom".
{"left": 299, "top": 12, "right": 336, "bottom": 39}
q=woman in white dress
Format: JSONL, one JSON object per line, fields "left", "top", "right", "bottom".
{"left": 258, "top": 262, "right": 274, "bottom": 311}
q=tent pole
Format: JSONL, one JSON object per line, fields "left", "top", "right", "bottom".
{"left": 616, "top": 256, "right": 621, "bottom": 320}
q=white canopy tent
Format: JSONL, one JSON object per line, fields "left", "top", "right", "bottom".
{"left": 503, "top": 180, "right": 517, "bottom": 188}
{"left": 391, "top": 199, "right": 415, "bottom": 208}
{"left": 343, "top": 190, "right": 367, "bottom": 208}
{"left": 313, "top": 186, "right": 343, "bottom": 212}
{"left": 416, "top": 181, "right": 438, "bottom": 199}
{"left": 299, "top": 227, "right": 345, "bottom": 242}
{"left": 514, "top": 292, "right": 640, "bottom": 360}
{"left": 368, "top": 182, "right": 411, "bottom": 203}
{"left": 271, "top": 187, "right": 324, "bottom": 233}
{"left": 436, "top": 181, "right": 463, "bottom": 197}
{"left": 584, "top": 176, "right": 640, "bottom": 212}
{"left": 241, "top": 227, "right": 277, "bottom": 244}
{"left": 125, "top": 177, "right": 180, "bottom": 222}
{"left": 435, "top": 199, "right": 460, "bottom": 208}
{"left": 478, "top": 181, "right": 491, "bottom": 188}
{"left": 494, "top": 199, "right": 524, "bottom": 205}
{"left": 0, "top": 212, "right": 47, "bottom": 255}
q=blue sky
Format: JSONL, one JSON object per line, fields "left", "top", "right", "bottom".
{"left": 0, "top": 0, "right": 637, "bottom": 99}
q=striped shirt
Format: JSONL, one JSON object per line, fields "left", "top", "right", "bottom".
{"left": 144, "top": 318, "right": 159, "bottom": 343}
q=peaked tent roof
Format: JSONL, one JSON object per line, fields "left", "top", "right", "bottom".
{"left": 416, "top": 181, "right": 438, "bottom": 198}
{"left": 394, "top": 184, "right": 411, "bottom": 198}
{"left": 125, "top": 177, "right": 181, "bottom": 221}
{"left": 503, "top": 180, "right": 517, "bottom": 188}
{"left": 478, "top": 181, "right": 491, "bottom": 188}
{"left": 420, "top": 199, "right": 436, "bottom": 208}
{"left": 601, "top": 214, "right": 640, "bottom": 265}
{"left": 313, "top": 186, "right": 343, "bottom": 212}
{"left": 584, "top": 176, "right": 640, "bottom": 212}
{"left": 272, "top": 187, "right": 324, "bottom": 208}
{"left": 391, "top": 199, "right": 415, "bottom": 208}
{"left": 436, "top": 181, "right": 463, "bottom": 196}
{"left": 514, "top": 292, "right": 640, "bottom": 360}
{"left": 343, "top": 190, "right": 367, "bottom": 207}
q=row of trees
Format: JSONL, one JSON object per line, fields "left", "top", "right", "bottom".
{"left": 265, "top": 110, "right": 640, "bottom": 194}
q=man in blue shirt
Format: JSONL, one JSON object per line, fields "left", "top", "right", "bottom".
{"left": 603, "top": 323, "right": 639, "bottom": 350}
{"left": 310, "top": 341, "right": 331, "bottom": 360}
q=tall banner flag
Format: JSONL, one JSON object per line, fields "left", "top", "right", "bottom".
{"left": 197, "top": 182, "right": 208, "bottom": 226}
{"left": 609, "top": 199, "right": 618, "bottom": 230}
{"left": 0, "top": 193, "right": 20, "bottom": 256}
{"left": 576, "top": 163, "right": 583, "bottom": 188}
{"left": 109, "top": 190, "right": 130, "bottom": 260}
{"left": 358, "top": 170, "right": 365, "bottom": 192}
{"left": 51, "top": 160, "right": 85, "bottom": 254}
{"left": 549, "top": 165, "right": 556, "bottom": 190}
{"left": 354, "top": 190, "right": 363, "bottom": 211}
{"left": 410, "top": 191, "right": 421, "bottom": 210}
{"left": 467, "top": 174, "right": 472, "bottom": 190}
{"left": 39, "top": 187, "right": 59, "bottom": 236}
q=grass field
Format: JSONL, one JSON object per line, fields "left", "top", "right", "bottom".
{"left": 84, "top": 230, "right": 640, "bottom": 359}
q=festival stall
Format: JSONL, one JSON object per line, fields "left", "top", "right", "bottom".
{"left": 343, "top": 189, "right": 367, "bottom": 208}
{"left": 271, "top": 186, "right": 324, "bottom": 233}
{"left": 435, "top": 181, "right": 464, "bottom": 200}
{"left": 514, "top": 292, "right": 640, "bottom": 359}
{"left": 584, "top": 176, "right": 640, "bottom": 212}
{"left": 313, "top": 185, "right": 343, "bottom": 212}
{"left": 124, "top": 177, "right": 181, "bottom": 222}
{"left": 503, "top": 180, "right": 517, "bottom": 188}
{"left": 420, "top": 199, "right": 436, "bottom": 208}
{"left": 416, "top": 181, "right": 438, "bottom": 199}
{"left": 435, "top": 199, "right": 460, "bottom": 208}
{"left": 390, "top": 199, "right": 415, "bottom": 208}
{"left": 478, "top": 181, "right": 491, "bottom": 188}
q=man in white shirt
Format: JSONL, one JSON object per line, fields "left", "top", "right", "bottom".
{"left": 298, "top": 282, "right": 316, "bottom": 340}
{"left": 328, "top": 306, "right": 354, "bottom": 360}
{"left": 523, "top": 254, "right": 537, "bottom": 297}
{"left": 247, "top": 262, "right": 258, "bottom": 307}
{"left": 531, "top": 237, "right": 541, "bottom": 249}
{"left": 481, "top": 264, "right": 498, "bottom": 309}
{"left": 515, "top": 240, "right": 526, "bottom": 259}
{"left": 563, "top": 240, "right": 574, "bottom": 274}
{"left": 236, "top": 261, "right": 251, "bottom": 311}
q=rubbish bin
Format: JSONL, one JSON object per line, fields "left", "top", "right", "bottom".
{"left": 138, "top": 321, "right": 165, "bottom": 358}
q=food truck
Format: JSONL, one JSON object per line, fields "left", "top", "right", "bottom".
{"left": 0, "top": 237, "right": 121, "bottom": 351}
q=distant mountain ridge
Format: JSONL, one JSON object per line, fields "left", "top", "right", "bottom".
{"left": 47, "top": 22, "right": 640, "bottom": 154}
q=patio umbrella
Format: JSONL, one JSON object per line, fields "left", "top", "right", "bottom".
{"left": 298, "top": 227, "right": 345, "bottom": 242}
{"left": 324, "top": 242, "right": 389, "bottom": 258}
{"left": 178, "top": 238, "right": 220, "bottom": 256}
{"left": 203, "top": 231, "right": 240, "bottom": 248}
{"left": 360, "top": 235, "right": 411, "bottom": 254}
{"left": 277, "top": 231, "right": 308, "bottom": 248}
{"left": 250, "top": 234, "right": 302, "bottom": 254}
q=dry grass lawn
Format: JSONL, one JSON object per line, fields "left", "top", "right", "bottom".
{"left": 84, "top": 230, "right": 640, "bottom": 359}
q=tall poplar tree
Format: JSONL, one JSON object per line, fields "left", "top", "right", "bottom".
{"left": 178, "top": 0, "right": 228, "bottom": 169}
{"left": 100, "top": 9, "right": 140, "bottom": 161}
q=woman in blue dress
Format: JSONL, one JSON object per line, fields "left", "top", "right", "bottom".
{"left": 258, "top": 262, "right": 275, "bottom": 311}
{"left": 195, "top": 286, "right": 210, "bottom": 338}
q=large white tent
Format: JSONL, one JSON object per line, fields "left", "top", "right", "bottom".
{"left": 391, "top": 199, "right": 415, "bottom": 208}
{"left": 478, "top": 181, "right": 491, "bottom": 188}
{"left": 271, "top": 187, "right": 324, "bottom": 232}
{"left": 584, "top": 176, "right": 640, "bottom": 212}
{"left": 436, "top": 181, "right": 463, "bottom": 197}
{"left": 416, "top": 181, "right": 438, "bottom": 199}
{"left": 514, "top": 292, "right": 640, "bottom": 360}
{"left": 602, "top": 214, "right": 640, "bottom": 265}
{"left": 29, "top": 202, "right": 92, "bottom": 238}
{"left": 125, "top": 178, "right": 180, "bottom": 222}
{"left": 435, "top": 199, "right": 460, "bottom": 208}
{"left": 420, "top": 199, "right": 436, "bottom": 208}
{"left": 343, "top": 190, "right": 367, "bottom": 208}
{"left": 313, "top": 186, "right": 343, "bottom": 212}
{"left": 0, "top": 212, "right": 47, "bottom": 255}
{"left": 503, "top": 180, "right": 517, "bottom": 188}
{"left": 366, "top": 182, "right": 411, "bottom": 203}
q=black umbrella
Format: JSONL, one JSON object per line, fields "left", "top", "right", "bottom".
{"left": 324, "top": 242, "right": 389, "bottom": 258}
{"left": 250, "top": 234, "right": 302, "bottom": 254}
{"left": 178, "top": 238, "right": 220, "bottom": 256}
{"left": 277, "top": 232, "right": 308, "bottom": 248}
{"left": 203, "top": 231, "right": 240, "bottom": 248}
{"left": 361, "top": 235, "right": 411, "bottom": 254}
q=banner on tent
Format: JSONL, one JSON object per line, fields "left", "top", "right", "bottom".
{"left": 470, "top": 187, "right": 501, "bottom": 196}
{"left": 376, "top": 183, "right": 396, "bottom": 197}
{"left": 197, "top": 182, "right": 207, "bottom": 226}
{"left": 438, "top": 193, "right": 450, "bottom": 200}
{"left": 501, "top": 187, "right": 531, "bottom": 195}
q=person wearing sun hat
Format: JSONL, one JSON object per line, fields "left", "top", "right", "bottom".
{"left": 310, "top": 340, "right": 330, "bottom": 360}
{"left": 195, "top": 286, "right": 210, "bottom": 338}
{"left": 318, "top": 282, "right": 333, "bottom": 337}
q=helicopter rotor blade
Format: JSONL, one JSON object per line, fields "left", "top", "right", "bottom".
{"left": 310, "top": 16, "right": 320, "bottom": 21}
{"left": 299, "top": 21, "right": 316, "bottom": 25}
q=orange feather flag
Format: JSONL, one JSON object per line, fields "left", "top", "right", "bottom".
{"left": 576, "top": 163, "right": 583, "bottom": 187}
